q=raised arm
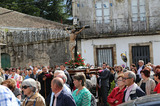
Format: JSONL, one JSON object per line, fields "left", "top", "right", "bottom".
{"left": 65, "top": 27, "right": 70, "bottom": 34}
{"left": 75, "top": 26, "right": 85, "bottom": 35}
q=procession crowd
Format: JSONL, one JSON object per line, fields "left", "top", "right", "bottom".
{"left": 0, "top": 60, "right": 160, "bottom": 106}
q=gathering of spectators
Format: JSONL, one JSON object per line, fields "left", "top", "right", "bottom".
{"left": 0, "top": 59, "right": 160, "bottom": 106}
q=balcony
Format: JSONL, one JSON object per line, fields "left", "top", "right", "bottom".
{"left": 79, "top": 16, "right": 160, "bottom": 38}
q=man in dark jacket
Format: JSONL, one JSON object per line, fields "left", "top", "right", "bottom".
{"left": 123, "top": 71, "right": 145, "bottom": 102}
{"left": 38, "top": 66, "right": 53, "bottom": 99}
{"left": 51, "top": 77, "right": 76, "bottom": 106}
{"left": 30, "top": 67, "right": 38, "bottom": 80}
{"left": 98, "top": 62, "right": 110, "bottom": 106}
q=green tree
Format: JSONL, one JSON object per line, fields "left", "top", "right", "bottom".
{"left": 0, "top": 0, "right": 71, "bottom": 23}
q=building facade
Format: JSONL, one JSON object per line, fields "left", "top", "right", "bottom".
{"left": 0, "top": 7, "right": 72, "bottom": 68}
{"left": 72, "top": 0, "right": 160, "bottom": 67}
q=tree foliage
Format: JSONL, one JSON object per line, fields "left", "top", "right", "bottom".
{"left": 0, "top": 0, "right": 72, "bottom": 23}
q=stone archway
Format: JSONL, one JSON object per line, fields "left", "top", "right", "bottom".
{"left": 1, "top": 53, "right": 11, "bottom": 69}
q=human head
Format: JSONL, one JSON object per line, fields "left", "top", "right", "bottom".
{"left": 51, "top": 77, "right": 64, "bottom": 94}
{"left": 140, "top": 70, "right": 150, "bottom": 79}
{"left": 24, "top": 70, "right": 28, "bottom": 76}
{"left": 28, "top": 69, "right": 32, "bottom": 75}
{"left": 1, "top": 78, "right": 16, "bottom": 91}
{"left": 130, "top": 63, "right": 136, "bottom": 69}
{"left": 123, "top": 71, "right": 136, "bottom": 86}
{"left": 114, "top": 64, "right": 118, "bottom": 71}
{"left": 42, "top": 66, "right": 48, "bottom": 73}
{"left": 116, "top": 74, "right": 125, "bottom": 88}
{"left": 71, "top": 29, "right": 76, "bottom": 33}
{"left": 56, "top": 74, "right": 67, "bottom": 83}
{"left": 138, "top": 60, "right": 144, "bottom": 67}
{"left": 21, "top": 78, "right": 37, "bottom": 96}
{"left": 16, "top": 69, "right": 20, "bottom": 75}
{"left": 54, "top": 70, "right": 67, "bottom": 83}
{"left": 154, "top": 71, "right": 160, "bottom": 82}
{"left": 131, "top": 67, "right": 137, "bottom": 74}
{"left": 60, "top": 64, "right": 66, "bottom": 71}
{"left": 144, "top": 65, "right": 152, "bottom": 71}
{"left": 54, "top": 65, "right": 59, "bottom": 70}
{"left": 0, "top": 68, "right": 4, "bottom": 75}
{"left": 33, "top": 67, "right": 38, "bottom": 74}
{"left": 4, "top": 68, "right": 9, "bottom": 74}
{"left": 73, "top": 72, "right": 86, "bottom": 88}
{"left": 155, "top": 65, "right": 160, "bottom": 73}
{"left": 11, "top": 68, "right": 16, "bottom": 75}
{"left": 117, "top": 65, "right": 123, "bottom": 73}
{"left": 102, "top": 62, "right": 107, "bottom": 69}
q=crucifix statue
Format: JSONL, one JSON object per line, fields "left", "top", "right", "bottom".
{"left": 65, "top": 25, "right": 89, "bottom": 60}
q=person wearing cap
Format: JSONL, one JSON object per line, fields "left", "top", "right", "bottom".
{"left": 22, "top": 78, "right": 45, "bottom": 106}
{"left": 137, "top": 60, "right": 145, "bottom": 78}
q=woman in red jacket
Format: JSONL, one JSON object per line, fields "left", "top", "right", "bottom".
{"left": 107, "top": 74, "right": 126, "bottom": 106}
{"left": 153, "top": 69, "right": 160, "bottom": 93}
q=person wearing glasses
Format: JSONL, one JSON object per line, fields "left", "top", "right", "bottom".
{"left": 107, "top": 74, "right": 126, "bottom": 106}
{"left": 122, "top": 71, "right": 145, "bottom": 102}
{"left": 21, "top": 78, "right": 45, "bottom": 106}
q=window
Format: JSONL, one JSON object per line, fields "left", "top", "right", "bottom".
{"left": 131, "top": 0, "right": 146, "bottom": 21}
{"left": 97, "top": 48, "right": 113, "bottom": 67}
{"left": 95, "top": 1, "right": 110, "bottom": 23}
{"left": 132, "top": 46, "right": 150, "bottom": 66}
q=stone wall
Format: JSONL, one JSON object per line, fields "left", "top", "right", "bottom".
{"left": 1, "top": 28, "right": 81, "bottom": 68}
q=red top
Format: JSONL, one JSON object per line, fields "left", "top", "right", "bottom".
{"left": 154, "top": 83, "right": 160, "bottom": 93}
{"left": 107, "top": 86, "right": 126, "bottom": 106}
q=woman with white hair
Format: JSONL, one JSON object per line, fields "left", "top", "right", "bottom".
{"left": 22, "top": 78, "right": 45, "bottom": 106}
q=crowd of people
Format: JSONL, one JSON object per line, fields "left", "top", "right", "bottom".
{"left": 0, "top": 60, "right": 160, "bottom": 106}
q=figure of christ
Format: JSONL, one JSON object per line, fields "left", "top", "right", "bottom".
{"left": 65, "top": 26, "right": 85, "bottom": 60}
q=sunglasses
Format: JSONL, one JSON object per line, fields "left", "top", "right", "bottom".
{"left": 22, "top": 85, "right": 30, "bottom": 89}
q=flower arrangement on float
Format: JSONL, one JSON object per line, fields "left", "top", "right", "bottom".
{"left": 65, "top": 54, "right": 85, "bottom": 68}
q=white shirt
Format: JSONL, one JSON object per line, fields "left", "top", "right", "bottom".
{"left": 8, "top": 73, "right": 19, "bottom": 80}
{"left": 53, "top": 90, "right": 62, "bottom": 106}
{"left": 138, "top": 66, "right": 143, "bottom": 78}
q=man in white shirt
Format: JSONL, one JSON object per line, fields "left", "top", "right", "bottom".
{"left": 137, "top": 60, "right": 145, "bottom": 78}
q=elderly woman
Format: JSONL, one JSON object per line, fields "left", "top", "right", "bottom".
{"left": 72, "top": 72, "right": 92, "bottom": 106}
{"left": 107, "top": 74, "right": 126, "bottom": 106}
{"left": 22, "top": 78, "right": 45, "bottom": 106}
{"left": 139, "top": 69, "right": 156, "bottom": 95}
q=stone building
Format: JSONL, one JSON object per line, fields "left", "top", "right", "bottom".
{"left": 72, "top": 0, "right": 160, "bottom": 67}
{"left": 0, "top": 7, "right": 74, "bottom": 69}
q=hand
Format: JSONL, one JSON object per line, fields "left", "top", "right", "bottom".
{"left": 43, "top": 77, "right": 47, "bottom": 81}
{"left": 49, "top": 72, "right": 53, "bottom": 75}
